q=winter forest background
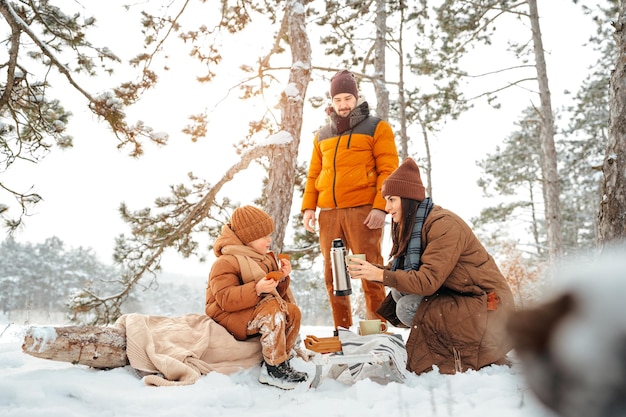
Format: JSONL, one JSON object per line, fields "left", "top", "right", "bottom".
{"left": 1, "top": 0, "right": 625, "bottom": 327}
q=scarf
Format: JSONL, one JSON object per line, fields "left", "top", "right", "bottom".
{"left": 329, "top": 101, "right": 370, "bottom": 135}
{"left": 221, "top": 245, "right": 269, "bottom": 283}
{"left": 221, "top": 245, "right": 288, "bottom": 312}
{"left": 391, "top": 197, "right": 434, "bottom": 272}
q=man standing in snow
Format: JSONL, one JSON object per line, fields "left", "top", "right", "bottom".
{"left": 301, "top": 69, "right": 399, "bottom": 332}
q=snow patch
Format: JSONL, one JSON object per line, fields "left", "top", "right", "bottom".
{"left": 28, "top": 327, "right": 58, "bottom": 353}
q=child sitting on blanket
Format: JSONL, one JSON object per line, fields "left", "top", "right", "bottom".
{"left": 205, "top": 205, "right": 307, "bottom": 390}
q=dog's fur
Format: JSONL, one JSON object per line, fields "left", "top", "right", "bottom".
{"left": 508, "top": 246, "right": 626, "bottom": 417}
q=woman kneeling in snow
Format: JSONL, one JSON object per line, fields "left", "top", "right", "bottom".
{"left": 347, "top": 158, "right": 515, "bottom": 375}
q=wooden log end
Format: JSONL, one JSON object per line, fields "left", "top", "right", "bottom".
{"left": 22, "top": 325, "right": 129, "bottom": 369}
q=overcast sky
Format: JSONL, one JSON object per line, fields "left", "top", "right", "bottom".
{"left": 3, "top": 0, "right": 598, "bottom": 278}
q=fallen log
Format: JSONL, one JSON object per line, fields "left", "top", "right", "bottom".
{"left": 22, "top": 325, "right": 128, "bottom": 369}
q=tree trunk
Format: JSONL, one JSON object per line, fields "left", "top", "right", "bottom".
{"left": 598, "top": 3, "right": 626, "bottom": 245}
{"left": 396, "top": 4, "right": 409, "bottom": 162}
{"left": 528, "top": 0, "right": 563, "bottom": 262}
{"left": 264, "top": 0, "right": 311, "bottom": 252}
{"left": 373, "top": 0, "right": 389, "bottom": 120}
{"left": 21, "top": 325, "right": 128, "bottom": 369}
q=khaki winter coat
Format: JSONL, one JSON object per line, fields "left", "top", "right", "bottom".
{"left": 205, "top": 225, "right": 292, "bottom": 341}
{"left": 381, "top": 206, "right": 515, "bottom": 374}
{"left": 301, "top": 101, "right": 398, "bottom": 213}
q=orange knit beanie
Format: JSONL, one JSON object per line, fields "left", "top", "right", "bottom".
{"left": 230, "top": 205, "right": 274, "bottom": 244}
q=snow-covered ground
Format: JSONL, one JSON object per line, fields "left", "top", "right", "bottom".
{"left": 0, "top": 321, "right": 555, "bottom": 417}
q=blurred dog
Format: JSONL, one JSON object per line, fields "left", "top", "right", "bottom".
{"left": 507, "top": 245, "right": 626, "bottom": 417}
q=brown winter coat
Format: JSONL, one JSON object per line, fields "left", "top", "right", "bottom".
{"left": 205, "top": 226, "right": 293, "bottom": 341}
{"left": 381, "top": 206, "right": 515, "bottom": 374}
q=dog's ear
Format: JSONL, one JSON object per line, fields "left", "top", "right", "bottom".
{"left": 507, "top": 293, "right": 576, "bottom": 355}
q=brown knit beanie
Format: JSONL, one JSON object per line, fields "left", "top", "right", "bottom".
{"left": 381, "top": 158, "right": 426, "bottom": 201}
{"left": 230, "top": 205, "right": 274, "bottom": 244}
{"left": 330, "top": 70, "right": 359, "bottom": 99}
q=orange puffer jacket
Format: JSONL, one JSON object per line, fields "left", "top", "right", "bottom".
{"left": 205, "top": 225, "right": 291, "bottom": 341}
{"left": 301, "top": 101, "right": 398, "bottom": 212}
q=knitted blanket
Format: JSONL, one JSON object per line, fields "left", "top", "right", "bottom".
{"left": 331, "top": 329, "right": 409, "bottom": 384}
{"left": 115, "top": 313, "right": 263, "bottom": 386}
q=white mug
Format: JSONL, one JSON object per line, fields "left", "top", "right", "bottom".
{"left": 358, "top": 319, "right": 388, "bottom": 335}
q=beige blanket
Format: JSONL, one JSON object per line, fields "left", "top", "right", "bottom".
{"left": 115, "top": 313, "right": 263, "bottom": 386}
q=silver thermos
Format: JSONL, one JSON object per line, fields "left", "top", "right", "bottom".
{"left": 330, "top": 238, "right": 352, "bottom": 296}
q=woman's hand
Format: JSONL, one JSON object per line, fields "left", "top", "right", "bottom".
{"left": 347, "top": 259, "right": 384, "bottom": 283}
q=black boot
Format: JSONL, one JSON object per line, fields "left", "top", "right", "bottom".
{"left": 259, "top": 360, "right": 308, "bottom": 389}
{"left": 280, "top": 360, "right": 308, "bottom": 383}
